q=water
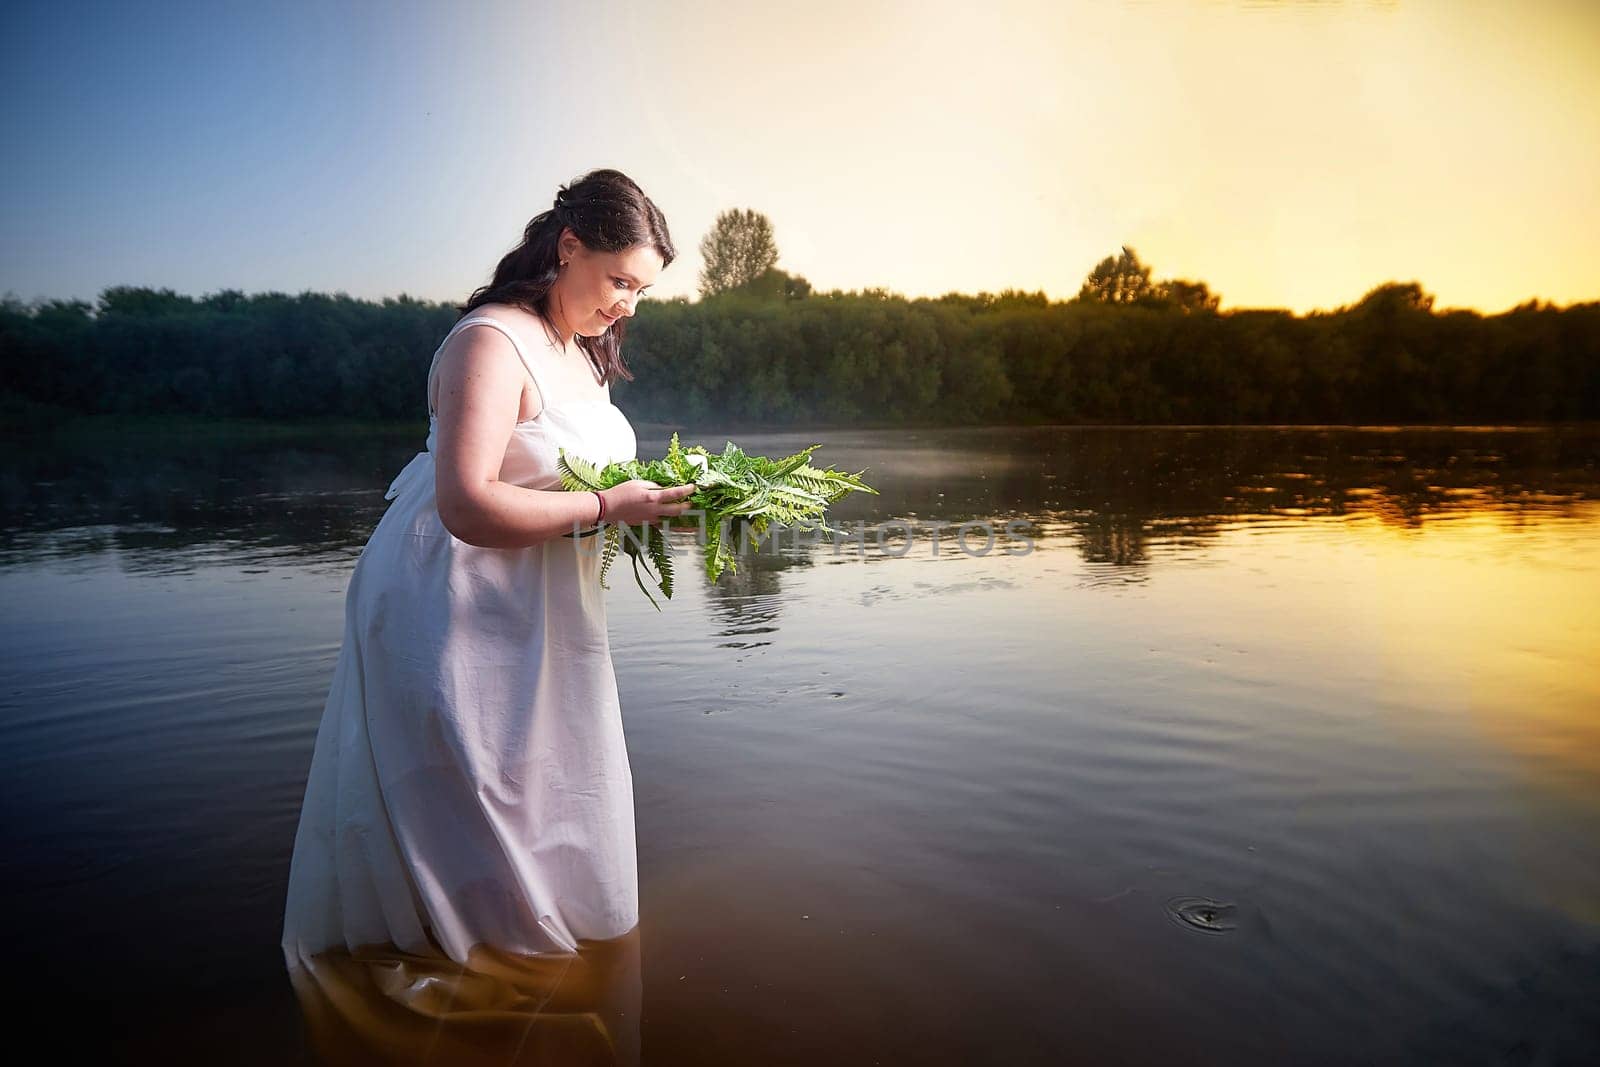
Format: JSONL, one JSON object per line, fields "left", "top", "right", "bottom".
{"left": 2, "top": 422, "right": 1597, "bottom": 1065}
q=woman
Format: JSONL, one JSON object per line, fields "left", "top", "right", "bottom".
{"left": 280, "top": 168, "right": 696, "bottom": 967}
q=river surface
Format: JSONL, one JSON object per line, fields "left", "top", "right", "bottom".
{"left": 2, "top": 421, "right": 1597, "bottom": 1065}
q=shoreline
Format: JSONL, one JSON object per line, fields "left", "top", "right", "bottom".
{"left": 8, "top": 411, "right": 1597, "bottom": 440}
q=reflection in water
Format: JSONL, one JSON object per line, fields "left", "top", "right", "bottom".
{"left": 286, "top": 929, "right": 640, "bottom": 1066}
{"left": 5, "top": 423, "right": 1597, "bottom": 579}
{"left": 3, "top": 421, "right": 1598, "bottom": 1064}
{"left": 0, "top": 421, "right": 415, "bottom": 571}
{"left": 700, "top": 561, "right": 786, "bottom": 647}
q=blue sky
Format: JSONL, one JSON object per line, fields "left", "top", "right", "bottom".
{"left": 4, "top": 1, "right": 585, "bottom": 304}
{"left": 4, "top": 0, "right": 1597, "bottom": 313}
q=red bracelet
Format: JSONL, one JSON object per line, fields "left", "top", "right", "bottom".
{"left": 593, "top": 490, "right": 606, "bottom": 523}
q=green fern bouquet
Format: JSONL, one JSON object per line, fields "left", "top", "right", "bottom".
{"left": 556, "top": 432, "right": 877, "bottom": 610}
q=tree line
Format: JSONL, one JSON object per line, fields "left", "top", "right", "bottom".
{"left": 2, "top": 248, "right": 1595, "bottom": 427}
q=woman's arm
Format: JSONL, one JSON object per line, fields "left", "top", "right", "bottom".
{"left": 432, "top": 328, "right": 599, "bottom": 548}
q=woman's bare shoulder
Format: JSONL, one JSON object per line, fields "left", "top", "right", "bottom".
{"left": 444, "top": 305, "right": 545, "bottom": 359}
{"left": 465, "top": 302, "right": 546, "bottom": 334}
{"left": 466, "top": 301, "right": 511, "bottom": 318}
{"left": 450, "top": 304, "right": 562, "bottom": 374}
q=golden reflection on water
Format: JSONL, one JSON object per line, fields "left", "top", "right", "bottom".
{"left": 286, "top": 928, "right": 640, "bottom": 1066}
{"left": 1358, "top": 507, "right": 1600, "bottom": 788}
{"left": 970, "top": 493, "right": 1600, "bottom": 798}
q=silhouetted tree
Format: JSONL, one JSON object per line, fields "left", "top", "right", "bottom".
{"left": 1354, "top": 281, "right": 1435, "bottom": 315}
{"left": 1153, "top": 278, "right": 1220, "bottom": 312}
{"left": 698, "top": 208, "right": 779, "bottom": 298}
{"left": 98, "top": 285, "right": 196, "bottom": 316}
{"left": 1079, "top": 245, "right": 1155, "bottom": 304}
{"left": 3, "top": 278, "right": 1595, "bottom": 429}
{"left": 729, "top": 266, "right": 812, "bottom": 301}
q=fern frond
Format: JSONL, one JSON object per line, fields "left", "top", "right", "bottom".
{"left": 759, "top": 444, "right": 822, "bottom": 479}
{"left": 648, "top": 526, "right": 675, "bottom": 600}
{"left": 559, "top": 438, "right": 875, "bottom": 604}
{"left": 599, "top": 526, "right": 620, "bottom": 588}
{"left": 557, "top": 447, "right": 608, "bottom": 492}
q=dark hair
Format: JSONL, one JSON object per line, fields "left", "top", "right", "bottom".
{"left": 458, "top": 168, "right": 675, "bottom": 386}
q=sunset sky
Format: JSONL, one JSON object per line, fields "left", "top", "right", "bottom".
{"left": 3, "top": 0, "right": 1596, "bottom": 313}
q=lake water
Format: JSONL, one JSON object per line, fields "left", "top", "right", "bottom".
{"left": 2, "top": 422, "right": 1597, "bottom": 1065}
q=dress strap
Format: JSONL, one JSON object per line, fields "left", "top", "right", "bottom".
{"left": 427, "top": 315, "right": 553, "bottom": 419}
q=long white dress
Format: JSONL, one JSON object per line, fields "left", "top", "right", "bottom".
{"left": 281, "top": 313, "right": 641, "bottom": 966}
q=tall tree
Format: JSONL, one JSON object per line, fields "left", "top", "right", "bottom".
{"left": 698, "top": 208, "right": 779, "bottom": 298}
{"left": 1079, "top": 245, "right": 1154, "bottom": 304}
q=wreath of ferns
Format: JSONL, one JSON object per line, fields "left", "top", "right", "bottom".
{"left": 556, "top": 432, "right": 877, "bottom": 609}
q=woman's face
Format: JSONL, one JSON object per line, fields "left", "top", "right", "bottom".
{"left": 554, "top": 228, "right": 664, "bottom": 337}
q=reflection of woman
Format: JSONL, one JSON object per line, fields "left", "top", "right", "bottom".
{"left": 288, "top": 927, "right": 641, "bottom": 1067}
{"left": 280, "top": 169, "right": 693, "bottom": 987}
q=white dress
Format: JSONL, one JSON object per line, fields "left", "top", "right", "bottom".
{"left": 281, "top": 313, "right": 641, "bottom": 966}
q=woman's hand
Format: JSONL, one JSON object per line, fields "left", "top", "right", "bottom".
{"left": 600, "top": 480, "right": 697, "bottom": 526}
